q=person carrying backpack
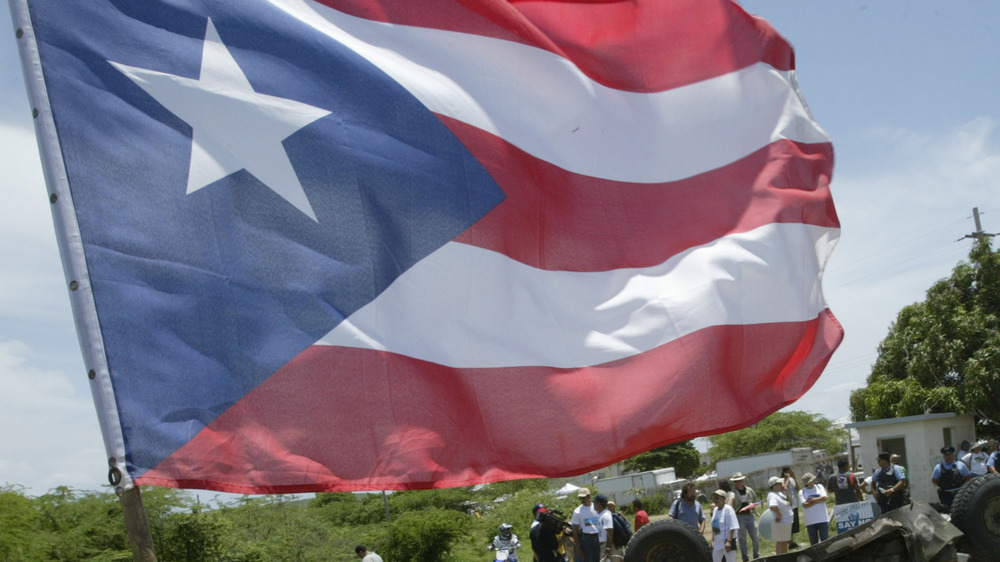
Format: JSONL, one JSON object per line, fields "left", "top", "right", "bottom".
{"left": 669, "top": 482, "right": 706, "bottom": 533}
{"left": 828, "top": 459, "right": 864, "bottom": 506}
{"left": 607, "top": 501, "right": 633, "bottom": 553}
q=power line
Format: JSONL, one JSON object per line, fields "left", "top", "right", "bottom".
{"left": 826, "top": 207, "right": 994, "bottom": 300}
{"left": 958, "top": 206, "right": 997, "bottom": 241}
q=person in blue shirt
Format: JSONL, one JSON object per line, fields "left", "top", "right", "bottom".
{"left": 669, "top": 481, "right": 705, "bottom": 533}
{"left": 988, "top": 446, "right": 1000, "bottom": 474}
{"left": 872, "top": 452, "right": 907, "bottom": 513}
{"left": 932, "top": 445, "right": 972, "bottom": 507}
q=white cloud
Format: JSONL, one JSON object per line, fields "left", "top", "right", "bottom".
{"left": 0, "top": 122, "right": 69, "bottom": 325}
{"left": 0, "top": 340, "right": 106, "bottom": 494}
{"left": 794, "top": 117, "right": 1000, "bottom": 421}
{"left": 855, "top": 117, "right": 999, "bottom": 207}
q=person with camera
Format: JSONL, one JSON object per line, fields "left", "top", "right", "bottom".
{"left": 710, "top": 489, "right": 739, "bottom": 562}
{"left": 530, "top": 505, "right": 566, "bottom": 562}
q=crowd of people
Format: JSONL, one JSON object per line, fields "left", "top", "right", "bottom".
{"left": 354, "top": 440, "right": 1000, "bottom": 561}
{"left": 598, "top": 439, "right": 996, "bottom": 562}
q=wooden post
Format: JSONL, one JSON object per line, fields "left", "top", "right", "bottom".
{"left": 382, "top": 490, "right": 391, "bottom": 523}
{"left": 119, "top": 486, "right": 158, "bottom": 561}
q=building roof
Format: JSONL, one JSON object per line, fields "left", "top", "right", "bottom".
{"left": 843, "top": 412, "right": 962, "bottom": 430}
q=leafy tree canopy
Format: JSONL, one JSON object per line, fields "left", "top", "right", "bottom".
{"left": 623, "top": 441, "right": 700, "bottom": 477}
{"left": 850, "top": 238, "right": 1000, "bottom": 434}
{"left": 706, "top": 411, "right": 846, "bottom": 463}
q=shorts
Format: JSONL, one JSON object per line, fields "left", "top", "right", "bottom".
{"left": 772, "top": 522, "right": 793, "bottom": 542}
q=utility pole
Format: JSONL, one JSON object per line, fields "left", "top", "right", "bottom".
{"left": 961, "top": 207, "right": 996, "bottom": 241}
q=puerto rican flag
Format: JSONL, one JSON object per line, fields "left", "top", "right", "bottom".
{"left": 14, "top": 0, "right": 841, "bottom": 493}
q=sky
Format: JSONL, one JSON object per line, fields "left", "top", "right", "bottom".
{"left": 1, "top": 1, "right": 999, "bottom": 496}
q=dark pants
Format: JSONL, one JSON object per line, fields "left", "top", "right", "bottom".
{"left": 938, "top": 489, "right": 957, "bottom": 507}
{"left": 577, "top": 533, "right": 600, "bottom": 562}
{"left": 878, "top": 495, "right": 903, "bottom": 514}
{"left": 806, "top": 522, "right": 829, "bottom": 545}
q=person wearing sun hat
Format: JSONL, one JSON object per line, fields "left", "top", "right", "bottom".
{"left": 571, "top": 487, "right": 601, "bottom": 562}
{"left": 710, "top": 489, "right": 740, "bottom": 562}
{"left": 962, "top": 440, "right": 990, "bottom": 476}
{"left": 729, "top": 472, "right": 759, "bottom": 562}
{"left": 798, "top": 473, "right": 830, "bottom": 546}
{"left": 766, "top": 476, "right": 793, "bottom": 554}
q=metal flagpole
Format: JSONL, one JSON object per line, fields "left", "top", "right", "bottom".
{"left": 8, "top": 1, "right": 158, "bottom": 558}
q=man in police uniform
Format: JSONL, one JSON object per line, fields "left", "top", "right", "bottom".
{"left": 872, "top": 452, "right": 906, "bottom": 513}
{"left": 932, "top": 445, "right": 971, "bottom": 507}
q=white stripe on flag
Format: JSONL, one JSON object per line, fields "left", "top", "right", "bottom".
{"left": 317, "top": 223, "right": 839, "bottom": 368}
{"left": 277, "top": 0, "right": 829, "bottom": 183}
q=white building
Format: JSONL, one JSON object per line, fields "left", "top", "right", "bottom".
{"left": 593, "top": 467, "right": 679, "bottom": 505}
{"left": 714, "top": 448, "right": 830, "bottom": 491}
{"left": 844, "top": 412, "right": 976, "bottom": 505}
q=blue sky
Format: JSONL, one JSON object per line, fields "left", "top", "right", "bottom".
{"left": 1, "top": 1, "right": 998, "bottom": 495}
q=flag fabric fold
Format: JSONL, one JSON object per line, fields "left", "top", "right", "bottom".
{"left": 12, "top": 0, "right": 841, "bottom": 494}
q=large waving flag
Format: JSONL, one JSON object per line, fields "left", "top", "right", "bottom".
{"left": 12, "top": 0, "right": 841, "bottom": 493}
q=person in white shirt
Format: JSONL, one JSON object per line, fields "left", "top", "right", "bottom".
{"left": 354, "top": 545, "right": 384, "bottom": 562}
{"left": 767, "top": 476, "right": 794, "bottom": 555}
{"left": 593, "top": 494, "right": 616, "bottom": 562}
{"left": 798, "top": 473, "right": 830, "bottom": 546}
{"left": 571, "top": 487, "right": 601, "bottom": 562}
{"left": 963, "top": 441, "right": 990, "bottom": 476}
{"left": 860, "top": 471, "right": 879, "bottom": 508}
{"left": 710, "top": 489, "right": 740, "bottom": 562}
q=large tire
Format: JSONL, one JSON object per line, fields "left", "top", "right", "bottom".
{"left": 950, "top": 473, "right": 1000, "bottom": 560}
{"left": 624, "top": 519, "right": 711, "bottom": 562}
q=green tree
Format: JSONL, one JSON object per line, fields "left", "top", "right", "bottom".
{"left": 622, "top": 441, "right": 701, "bottom": 477}
{"left": 850, "top": 238, "right": 1000, "bottom": 433}
{"left": 706, "top": 411, "right": 845, "bottom": 463}
{"left": 381, "top": 507, "right": 468, "bottom": 562}
{"left": 0, "top": 485, "right": 45, "bottom": 561}
{"left": 34, "top": 486, "right": 131, "bottom": 561}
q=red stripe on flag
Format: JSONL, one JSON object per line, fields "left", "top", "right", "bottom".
{"left": 313, "top": 0, "right": 794, "bottom": 92}
{"left": 137, "top": 310, "right": 842, "bottom": 494}
{"left": 446, "top": 116, "right": 836, "bottom": 271}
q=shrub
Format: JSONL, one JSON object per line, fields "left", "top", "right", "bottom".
{"left": 641, "top": 492, "right": 669, "bottom": 516}
{"left": 381, "top": 507, "right": 468, "bottom": 562}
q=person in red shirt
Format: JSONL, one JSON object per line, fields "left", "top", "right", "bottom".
{"left": 632, "top": 498, "right": 650, "bottom": 532}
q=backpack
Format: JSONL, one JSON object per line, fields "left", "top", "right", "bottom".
{"left": 611, "top": 512, "right": 633, "bottom": 547}
{"left": 835, "top": 472, "right": 853, "bottom": 490}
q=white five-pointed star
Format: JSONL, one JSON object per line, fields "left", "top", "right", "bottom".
{"left": 111, "top": 18, "right": 330, "bottom": 221}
